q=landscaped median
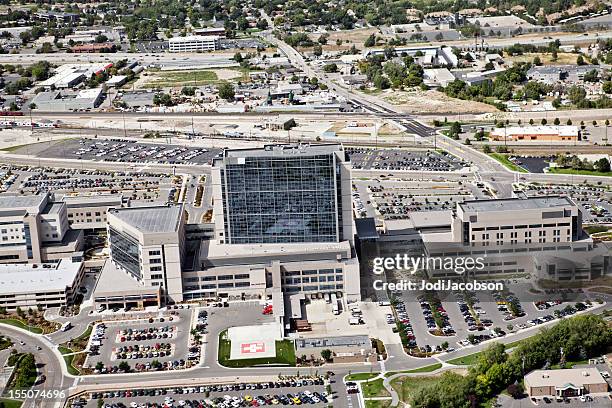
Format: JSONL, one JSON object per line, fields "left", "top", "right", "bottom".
{"left": 488, "top": 153, "right": 528, "bottom": 173}
{"left": 58, "top": 324, "right": 93, "bottom": 375}
{"left": 0, "top": 319, "right": 43, "bottom": 334}
{"left": 217, "top": 330, "right": 296, "bottom": 368}
{"left": 547, "top": 167, "right": 612, "bottom": 177}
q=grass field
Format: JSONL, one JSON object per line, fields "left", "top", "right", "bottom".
{"left": 447, "top": 351, "right": 482, "bottom": 365}
{"left": 361, "top": 378, "right": 389, "bottom": 398}
{"left": 0, "top": 319, "right": 43, "bottom": 334}
{"left": 489, "top": 153, "right": 528, "bottom": 173}
{"left": 144, "top": 69, "right": 219, "bottom": 88}
{"left": 218, "top": 331, "right": 296, "bottom": 368}
{"left": 346, "top": 372, "right": 379, "bottom": 381}
{"left": 390, "top": 376, "right": 440, "bottom": 403}
{"left": 548, "top": 168, "right": 612, "bottom": 177}
{"left": 364, "top": 399, "right": 392, "bottom": 407}
{"left": 58, "top": 346, "right": 80, "bottom": 375}
{"left": 385, "top": 363, "right": 442, "bottom": 377}
{"left": 0, "top": 399, "right": 23, "bottom": 408}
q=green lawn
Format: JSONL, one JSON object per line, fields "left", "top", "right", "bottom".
{"left": 361, "top": 378, "right": 389, "bottom": 398}
{"left": 489, "top": 153, "right": 528, "bottom": 173}
{"left": 385, "top": 363, "right": 442, "bottom": 377}
{"left": 548, "top": 168, "right": 612, "bottom": 177}
{"left": 346, "top": 372, "right": 379, "bottom": 381}
{"left": 145, "top": 69, "right": 219, "bottom": 87}
{"left": 0, "top": 399, "right": 23, "bottom": 408}
{"left": 0, "top": 319, "right": 43, "bottom": 334}
{"left": 390, "top": 376, "right": 441, "bottom": 403}
{"left": 447, "top": 351, "right": 482, "bottom": 365}
{"left": 364, "top": 399, "right": 392, "bottom": 408}
{"left": 551, "top": 359, "right": 589, "bottom": 369}
{"left": 218, "top": 331, "right": 296, "bottom": 368}
{"left": 58, "top": 346, "right": 80, "bottom": 375}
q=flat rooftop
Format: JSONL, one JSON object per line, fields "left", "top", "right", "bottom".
{"left": 297, "top": 335, "right": 370, "bottom": 349}
{"left": 459, "top": 196, "right": 573, "bottom": 213}
{"left": 62, "top": 194, "right": 123, "bottom": 208}
{"left": 0, "top": 259, "right": 82, "bottom": 294}
{"left": 525, "top": 367, "right": 605, "bottom": 387}
{"left": 0, "top": 194, "right": 47, "bottom": 215}
{"left": 221, "top": 143, "right": 344, "bottom": 160}
{"left": 94, "top": 260, "right": 158, "bottom": 297}
{"left": 109, "top": 204, "right": 183, "bottom": 233}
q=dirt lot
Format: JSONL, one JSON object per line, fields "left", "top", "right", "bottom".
{"left": 505, "top": 52, "right": 582, "bottom": 65}
{"left": 307, "top": 27, "right": 379, "bottom": 51}
{"left": 379, "top": 89, "right": 498, "bottom": 114}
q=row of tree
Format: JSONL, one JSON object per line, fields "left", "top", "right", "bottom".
{"left": 409, "top": 314, "right": 611, "bottom": 408}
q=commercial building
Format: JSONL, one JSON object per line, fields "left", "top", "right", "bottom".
{"left": 363, "top": 45, "right": 458, "bottom": 67}
{"left": 95, "top": 143, "right": 361, "bottom": 310}
{"left": 168, "top": 35, "right": 220, "bottom": 52}
{"left": 212, "top": 144, "right": 353, "bottom": 244}
{"left": 0, "top": 194, "right": 83, "bottom": 264}
{"left": 0, "top": 259, "right": 85, "bottom": 311}
{"left": 490, "top": 126, "right": 579, "bottom": 142}
{"left": 37, "top": 63, "right": 111, "bottom": 89}
{"left": 296, "top": 335, "right": 377, "bottom": 364}
{"left": 105, "top": 204, "right": 186, "bottom": 303}
{"left": 31, "top": 88, "right": 104, "bottom": 111}
{"left": 421, "top": 196, "right": 610, "bottom": 281}
{"left": 193, "top": 27, "right": 226, "bottom": 38}
{"left": 525, "top": 368, "right": 609, "bottom": 397}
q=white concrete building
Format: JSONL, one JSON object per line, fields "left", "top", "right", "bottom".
{"left": 0, "top": 259, "right": 85, "bottom": 310}
{"left": 168, "top": 35, "right": 220, "bottom": 52}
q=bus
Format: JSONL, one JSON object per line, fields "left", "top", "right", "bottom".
{"left": 331, "top": 293, "right": 339, "bottom": 315}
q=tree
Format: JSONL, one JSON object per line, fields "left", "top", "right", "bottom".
{"left": 364, "top": 34, "right": 376, "bottom": 47}
{"left": 594, "top": 158, "right": 611, "bottom": 173}
{"left": 567, "top": 85, "right": 587, "bottom": 105}
{"left": 441, "top": 341, "right": 449, "bottom": 350}
{"left": 533, "top": 56, "right": 542, "bottom": 66}
{"left": 95, "top": 361, "right": 104, "bottom": 371}
{"left": 118, "top": 361, "right": 130, "bottom": 372}
{"left": 576, "top": 55, "right": 585, "bottom": 65}
{"left": 181, "top": 86, "right": 195, "bottom": 96}
{"left": 95, "top": 34, "right": 108, "bottom": 43}
{"left": 541, "top": 118, "right": 547, "bottom": 125}
{"left": 217, "top": 82, "right": 235, "bottom": 101}
{"left": 593, "top": 120, "right": 598, "bottom": 126}
{"left": 603, "top": 81, "right": 612, "bottom": 94}
{"left": 313, "top": 45, "right": 322, "bottom": 57}
{"left": 529, "top": 118, "right": 534, "bottom": 125}
{"left": 553, "top": 118, "right": 560, "bottom": 125}
{"left": 323, "top": 63, "right": 338, "bottom": 73}
{"left": 482, "top": 144, "right": 491, "bottom": 153}
{"left": 507, "top": 383, "right": 523, "bottom": 399}
{"left": 320, "top": 349, "right": 332, "bottom": 361}
{"left": 566, "top": 119, "right": 572, "bottom": 125}
{"left": 153, "top": 93, "right": 173, "bottom": 106}
{"left": 233, "top": 52, "right": 243, "bottom": 63}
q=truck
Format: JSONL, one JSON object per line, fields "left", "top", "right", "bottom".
{"left": 61, "top": 322, "right": 72, "bottom": 332}
{"left": 331, "top": 293, "right": 339, "bottom": 315}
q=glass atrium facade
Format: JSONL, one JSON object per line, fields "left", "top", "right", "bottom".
{"left": 221, "top": 153, "right": 342, "bottom": 244}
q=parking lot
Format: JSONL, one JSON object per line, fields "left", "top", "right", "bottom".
{"left": 345, "top": 147, "right": 467, "bottom": 171}
{"left": 352, "top": 178, "right": 487, "bottom": 219}
{"left": 31, "top": 138, "right": 222, "bottom": 165}
{"left": 0, "top": 163, "right": 179, "bottom": 203}
{"left": 84, "top": 310, "right": 195, "bottom": 375}
{"left": 73, "top": 378, "right": 331, "bottom": 408}
{"left": 386, "top": 278, "right": 600, "bottom": 354}
{"left": 516, "top": 182, "right": 612, "bottom": 223}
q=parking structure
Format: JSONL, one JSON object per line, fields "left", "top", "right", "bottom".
{"left": 85, "top": 310, "right": 194, "bottom": 375}
{"left": 70, "top": 377, "right": 331, "bottom": 408}
{"left": 34, "top": 138, "right": 223, "bottom": 166}
{"left": 345, "top": 147, "right": 467, "bottom": 171}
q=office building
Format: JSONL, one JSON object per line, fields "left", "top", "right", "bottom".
{"left": 420, "top": 196, "right": 610, "bottom": 281}
{"left": 0, "top": 259, "right": 85, "bottom": 311}
{"left": 168, "top": 35, "right": 220, "bottom": 52}
{"left": 525, "top": 368, "right": 608, "bottom": 397}
{"left": 95, "top": 144, "right": 361, "bottom": 311}
{"left": 102, "top": 204, "right": 186, "bottom": 304}
{"left": 212, "top": 144, "right": 353, "bottom": 244}
{"left": 0, "top": 194, "right": 83, "bottom": 264}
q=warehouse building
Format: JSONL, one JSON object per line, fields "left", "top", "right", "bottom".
{"left": 168, "top": 35, "right": 220, "bottom": 52}
{"left": 490, "top": 126, "right": 579, "bottom": 142}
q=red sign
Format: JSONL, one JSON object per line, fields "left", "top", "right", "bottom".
{"left": 241, "top": 342, "right": 265, "bottom": 354}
